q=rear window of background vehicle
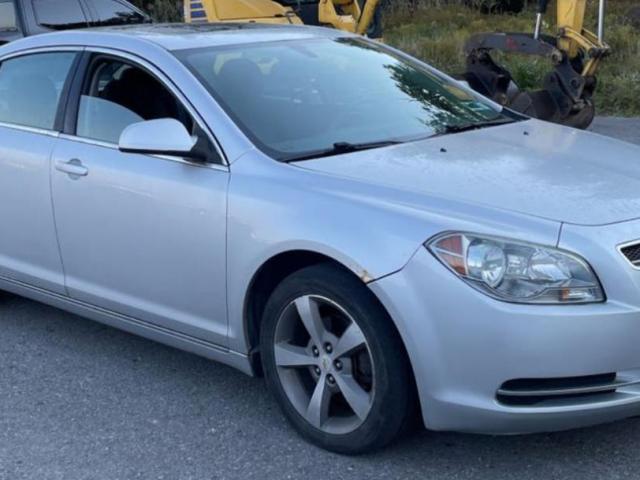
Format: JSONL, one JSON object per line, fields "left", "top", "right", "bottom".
{"left": 90, "top": 0, "right": 148, "bottom": 26}
{"left": 32, "top": 0, "right": 88, "bottom": 29}
{"left": 0, "top": 0, "right": 17, "bottom": 31}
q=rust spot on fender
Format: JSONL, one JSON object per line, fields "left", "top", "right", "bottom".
{"left": 359, "top": 269, "right": 374, "bottom": 283}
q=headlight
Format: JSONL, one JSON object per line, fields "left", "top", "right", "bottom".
{"left": 427, "top": 233, "right": 604, "bottom": 304}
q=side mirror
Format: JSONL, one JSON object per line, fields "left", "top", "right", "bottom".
{"left": 119, "top": 118, "right": 206, "bottom": 162}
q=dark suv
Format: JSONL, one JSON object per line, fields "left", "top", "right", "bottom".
{"left": 0, "top": 0, "right": 149, "bottom": 44}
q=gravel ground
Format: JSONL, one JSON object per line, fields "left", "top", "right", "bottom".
{"left": 590, "top": 117, "right": 640, "bottom": 145}
{"left": 1, "top": 118, "right": 639, "bottom": 480}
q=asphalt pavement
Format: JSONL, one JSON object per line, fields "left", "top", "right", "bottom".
{"left": 1, "top": 118, "right": 640, "bottom": 480}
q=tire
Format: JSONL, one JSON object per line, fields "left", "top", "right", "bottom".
{"left": 260, "top": 263, "right": 414, "bottom": 454}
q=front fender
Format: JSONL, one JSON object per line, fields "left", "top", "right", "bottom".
{"left": 225, "top": 152, "right": 561, "bottom": 354}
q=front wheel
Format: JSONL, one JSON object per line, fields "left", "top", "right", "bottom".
{"left": 260, "top": 263, "right": 414, "bottom": 454}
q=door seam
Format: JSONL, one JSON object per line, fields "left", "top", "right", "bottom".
{"left": 47, "top": 141, "right": 70, "bottom": 296}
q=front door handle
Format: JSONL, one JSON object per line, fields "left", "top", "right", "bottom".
{"left": 55, "top": 159, "right": 89, "bottom": 178}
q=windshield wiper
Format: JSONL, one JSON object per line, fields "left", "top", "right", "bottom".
{"left": 435, "top": 117, "right": 519, "bottom": 137}
{"left": 284, "top": 140, "right": 403, "bottom": 162}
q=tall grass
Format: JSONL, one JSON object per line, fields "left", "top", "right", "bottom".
{"left": 384, "top": 0, "right": 640, "bottom": 115}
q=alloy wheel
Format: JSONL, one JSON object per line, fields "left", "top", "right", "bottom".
{"left": 273, "top": 295, "right": 375, "bottom": 435}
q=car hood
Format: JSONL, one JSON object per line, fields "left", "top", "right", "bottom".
{"left": 296, "top": 120, "right": 640, "bottom": 226}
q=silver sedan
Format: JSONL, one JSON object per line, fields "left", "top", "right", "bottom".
{"left": 2, "top": 24, "right": 640, "bottom": 454}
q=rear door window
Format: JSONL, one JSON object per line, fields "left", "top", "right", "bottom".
{"left": 0, "top": 1, "right": 18, "bottom": 31}
{"left": 0, "top": 52, "right": 77, "bottom": 130}
{"left": 32, "top": 0, "right": 88, "bottom": 29}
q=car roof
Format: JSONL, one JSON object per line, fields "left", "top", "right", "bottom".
{"left": 0, "top": 23, "right": 350, "bottom": 55}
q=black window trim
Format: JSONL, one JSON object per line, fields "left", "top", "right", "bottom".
{"left": 54, "top": 51, "right": 86, "bottom": 132}
{"left": 61, "top": 48, "right": 228, "bottom": 167}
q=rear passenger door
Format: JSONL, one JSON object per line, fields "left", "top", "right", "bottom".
{"left": 0, "top": 50, "right": 80, "bottom": 293}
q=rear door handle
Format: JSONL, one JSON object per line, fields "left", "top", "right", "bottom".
{"left": 55, "top": 159, "right": 89, "bottom": 178}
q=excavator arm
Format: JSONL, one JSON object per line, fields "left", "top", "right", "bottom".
{"left": 355, "top": 0, "right": 381, "bottom": 36}
{"left": 317, "top": 0, "right": 381, "bottom": 36}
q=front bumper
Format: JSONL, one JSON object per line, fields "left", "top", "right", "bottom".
{"left": 369, "top": 241, "right": 640, "bottom": 434}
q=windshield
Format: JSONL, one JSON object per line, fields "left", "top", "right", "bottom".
{"left": 177, "top": 38, "right": 518, "bottom": 161}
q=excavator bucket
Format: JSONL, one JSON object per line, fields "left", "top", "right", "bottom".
{"left": 462, "top": 0, "right": 609, "bottom": 130}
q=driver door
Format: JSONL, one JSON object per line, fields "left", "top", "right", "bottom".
{"left": 50, "top": 53, "right": 229, "bottom": 346}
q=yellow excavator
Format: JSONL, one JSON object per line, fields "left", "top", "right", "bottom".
{"left": 184, "top": 0, "right": 384, "bottom": 39}
{"left": 463, "top": 0, "right": 610, "bottom": 129}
